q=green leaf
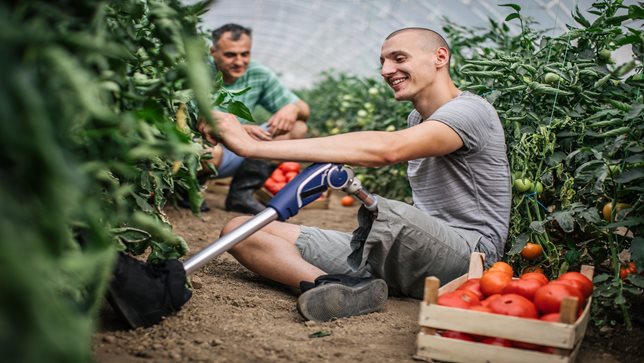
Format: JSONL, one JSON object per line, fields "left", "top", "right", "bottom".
{"left": 614, "top": 167, "right": 644, "bottom": 183}
{"left": 573, "top": 5, "right": 591, "bottom": 27}
{"left": 227, "top": 100, "right": 255, "bottom": 122}
{"left": 308, "top": 330, "right": 332, "bottom": 338}
{"left": 628, "top": 4, "right": 644, "bottom": 19}
{"left": 630, "top": 237, "right": 644, "bottom": 272}
{"left": 593, "top": 273, "right": 610, "bottom": 283}
{"left": 508, "top": 233, "right": 529, "bottom": 255}
{"left": 228, "top": 86, "right": 252, "bottom": 96}
{"left": 626, "top": 274, "right": 644, "bottom": 289}
{"left": 529, "top": 220, "right": 546, "bottom": 234}
{"left": 625, "top": 103, "right": 643, "bottom": 120}
{"left": 552, "top": 211, "right": 575, "bottom": 233}
{"left": 499, "top": 3, "right": 521, "bottom": 12}
{"left": 605, "top": 217, "right": 643, "bottom": 229}
{"left": 505, "top": 13, "right": 521, "bottom": 22}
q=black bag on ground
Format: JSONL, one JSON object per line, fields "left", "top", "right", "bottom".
{"left": 107, "top": 252, "right": 192, "bottom": 328}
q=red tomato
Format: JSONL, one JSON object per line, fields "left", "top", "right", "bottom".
{"left": 488, "top": 293, "right": 539, "bottom": 318}
{"left": 539, "top": 313, "right": 562, "bottom": 322}
{"left": 278, "top": 162, "right": 300, "bottom": 173}
{"left": 284, "top": 171, "right": 298, "bottom": 182}
{"left": 534, "top": 283, "right": 585, "bottom": 315}
{"left": 437, "top": 290, "right": 480, "bottom": 309}
{"left": 520, "top": 271, "right": 549, "bottom": 285}
{"left": 480, "top": 294, "right": 502, "bottom": 307}
{"left": 520, "top": 242, "right": 543, "bottom": 260}
{"left": 620, "top": 267, "right": 630, "bottom": 280}
{"left": 627, "top": 261, "right": 637, "bottom": 274}
{"left": 441, "top": 330, "right": 476, "bottom": 342}
{"left": 487, "top": 261, "right": 513, "bottom": 277}
{"left": 480, "top": 337, "right": 513, "bottom": 347}
{"left": 501, "top": 279, "right": 543, "bottom": 301}
{"left": 274, "top": 181, "right": 286, "bottom": 192}
{"left": 479, "top": 271, "right": 512, "bottom": 296}
{"left": 270, "top": 168, "right": 286, "bottom": 183}
{"left": 456, "top": 279, "right": 484, "bottom": 300}
{"left": 557, "top": 272, "right": 593, "bottom": 298}
{"left": 468, "top": 305, "right": 493, "bottom": 313}
{"left": 264, "top": 178, "right": 279, "bottom": 194}
{"left": 340, "top": 195, "right": 355, "bottom": 207}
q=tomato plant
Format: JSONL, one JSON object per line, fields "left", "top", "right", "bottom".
{"left": 1, "top": 0, "right": 221, "bottom": 361}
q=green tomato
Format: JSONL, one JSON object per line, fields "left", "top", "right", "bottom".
{"left": 368, "top": 87, "right": 379, "bottom": 95}
{"left": 598, "top": 49, "right": 612, "bottom": 62}
{"left": 533, "top": 181, "right": 543, "bottom": 194}
{"left": 385, "top": 125, "right": 396, "bottom": 132}
{"left": 608, "top": 164, "right": 621, "bottom": 176}
{"left": 544, "top": 72, "right": 560, "bottom": 85}
{"left": 357, "top": 109, "right": 368, "bottom": 118}
{"left": 513, "top": 178, "right": 533, "bottom": 192}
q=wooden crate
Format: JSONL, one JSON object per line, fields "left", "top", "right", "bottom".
{"left": 415, "top": 252, "right": 594, "bottom": 363}
{"left": 255, "top": 187, "right": 331, "bottom": 210}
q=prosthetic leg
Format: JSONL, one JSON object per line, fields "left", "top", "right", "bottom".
{"left": 107, "top": 163, "right": 378, "bottom": 328}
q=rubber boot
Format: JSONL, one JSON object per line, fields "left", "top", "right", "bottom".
{"left": 225, "top": 158, "right": 277, "bottom": 214}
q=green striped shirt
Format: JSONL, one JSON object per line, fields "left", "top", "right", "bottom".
{"left": 212, "top": 60, "right": 299, "bottom": 122}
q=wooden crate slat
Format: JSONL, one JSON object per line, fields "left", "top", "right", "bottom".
{"left": 416, "top": 333, "right": 574, "bottom": 363}
{"left": 419, "top": 303, "right": 576, "bottom": 348}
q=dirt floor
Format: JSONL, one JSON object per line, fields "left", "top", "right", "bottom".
{"left": 94, "top": 183, "right": 644, "bottom": 363}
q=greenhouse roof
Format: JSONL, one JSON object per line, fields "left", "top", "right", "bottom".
{"left": 193, "top": 0, "right": 637, "bottom": 89}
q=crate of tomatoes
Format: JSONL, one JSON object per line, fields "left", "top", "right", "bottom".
{"left": 415, "top": 252, "right": 594, "bottom": 363}
{"left": 255, "top": 162, "right": 330, "bottom": 209}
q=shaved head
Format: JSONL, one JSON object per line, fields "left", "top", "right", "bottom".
{"left": 385, "top": 27, "right": 450, "bottom": 55}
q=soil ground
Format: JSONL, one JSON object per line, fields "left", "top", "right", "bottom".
{"left": 94, "top": 182, "right": 644, "bottom": 363}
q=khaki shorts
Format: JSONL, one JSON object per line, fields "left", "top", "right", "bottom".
{"left": 295, "top": 197, "right": 497, "bottom": 299}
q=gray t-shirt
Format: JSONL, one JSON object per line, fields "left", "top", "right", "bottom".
{"left": 406, "top": 91, "right": 511, "bottom": 260}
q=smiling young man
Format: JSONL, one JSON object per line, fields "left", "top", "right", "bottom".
{"left": 203, "top": 27, "right": 511, "bottom": 322}
{"left": 202, "top": 23, "right": 310, "bottom": 214}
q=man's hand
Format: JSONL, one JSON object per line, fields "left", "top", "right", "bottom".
{"left": 205, "top": 110, "right": 256, "bottom": 157}
{"left": 243, "top": 124, "right": 272, "bottom": 141}
{"left": 197, "top": 119, "right": 219, "bottom": 146}
{"left": 266, "top": 103, "right": 299, "bottom": 137}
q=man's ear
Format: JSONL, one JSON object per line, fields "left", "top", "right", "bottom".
{"left": 209, "top": 46, "right": 216, "bottom": 56}
{"left": 435, "top": 47, "right": 450, "bottom": 68}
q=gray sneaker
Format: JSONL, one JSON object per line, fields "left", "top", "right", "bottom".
{"left": 297, "top": 274, "right": 388, "bottom": 322}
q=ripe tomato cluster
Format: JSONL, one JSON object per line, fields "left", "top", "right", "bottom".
{"left": 437, "top": 261, "right": 594, "bottom": 352}
{"left": 263, "top": 162, "right": 301, "bottom": 195}
{"left": 620, "top": 261, "right": 638, "bottom": 280}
